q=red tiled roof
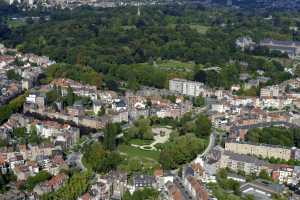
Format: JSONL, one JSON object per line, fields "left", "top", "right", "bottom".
{"left": 187, "top": 176, "right": 208, "bottom": 200}
{"left": 154, "top": 169, "right": 163, "bottom": 177}
{"left": 46, "top": 173, "right": 67, "bottom": 188}
{"left": 51, "top": 155, "right": 65, "bottom": 166}
{"left": 0, "top": 154, "right": 6, "bottom": 165}
{"left": 81, "top": 193, "right": 91, "bottom": 200}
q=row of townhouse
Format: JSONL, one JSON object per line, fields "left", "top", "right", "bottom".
{"left": 183, "top": 176, "right": 208, "bottom": 200}
{"left": 78, "top": 171, "right": 128, "bottom": 200}
{"left": 50, "top": 78, "right": 98, "bottom": 100}
{"left": 0, "top": 146, "right": 67, "bottom": 181}
{"left": 165, "top": 181, "right": 185, "bottom": 200}
{"left": 34, "top": 173, "right": 68, "bottom": 196}
{"left": 0, "top": 45, "right": 54, "bottom": 106}
{"left": 24, "top": 87, "right": 193, "bottom": 129}
{"left": 77, "top": 168, "right": 207, "bottom": 200}
{"left": 0, "top": 113, "right": 80, "bottom": 151}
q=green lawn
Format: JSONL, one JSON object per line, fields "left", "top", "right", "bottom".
{"left": 118, "top": 144, "right": 160, "bottom": 161}
{"left": 189, "top": 24, "right": 210, "bottom": 34}
{"left": 6, "top": 19, "right": 26, "bottom": 29}
{"left": 121, "top": 25, "right": 136, "bottom": 30}
{"left": 167, "top": 23, "right": 210, "bottom": 34}
{"left": 156, "top": 59, "right": 195, "bottom": 70}
{"left": 129, "top": 59, "right": 196, "bottom": 70}
{"left": 129, "top": 139, "right": 154, "bottom": 146}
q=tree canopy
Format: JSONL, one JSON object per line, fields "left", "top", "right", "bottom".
{"left": 246, "top": 127, "right": 300, "bottom": 148}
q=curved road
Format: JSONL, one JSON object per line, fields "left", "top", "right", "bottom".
{"left": 198, "top": 130, "right": 216, "bottom": 158}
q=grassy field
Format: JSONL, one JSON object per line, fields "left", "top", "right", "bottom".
{"left": 156, "top": 59, "right": 195, "bottom": 70}
{"left": 6, "top": 19, "right": 26, "bottom": 29}
{"left": 129, "top": 139, "right": 154, "bottom": 146}
{"left": 167, "top": 23, "right": 210, "bottom": 34}
{"left": 118, "top": 144, "right": 160, "bottom": 161}
{"left": 189, "top": 24, "right": 210, "bottom": 34}
{"left": 129, "top": 59, "right": 196, "bottom": 70}
{"left": 121, "top": 25, "right": 136, "bottom": 30}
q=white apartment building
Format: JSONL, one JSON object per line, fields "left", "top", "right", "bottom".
{"left": 169, "top": 78, "right": 205, "bottom": 97}
{"left": 260, "top": 85, "right": 280, "bottom": 98}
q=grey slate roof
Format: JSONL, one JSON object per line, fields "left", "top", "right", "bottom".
{"left": 224, "top": 151, "right": 268, "bottom": 166}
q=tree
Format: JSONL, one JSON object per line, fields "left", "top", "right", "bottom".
{"left": 258, "top": 169, "right": 272, "bottom": 181}
{"left": 103, "top": 123, "right": 121, "bottom": 151}
{"left": 123, "top": 188, "right": 159, "bottom": 200}
{"left": 82, "top": 142, "right": 106, "bottom": 171}
{"left": 28, "top": 125, "right": 40, "bottom": 145}
{"left": 159, "top": 134, "right": 207, "bottom": 169}
{"left": 23, "top": 171, "right": 51, "bottom": 191}
{"left": 98, "top": 152, "right": 122, "bottom": 173}
{"left": 82, "top": 141, "right": 122, "bottom": 173}
{"left": 40, "top": 171, "right": 91, "bottom": 200}
{"left": 97, "top": 107, "right": 105, "bottom": 116}
{"left": 44, "top": 63, "right": 102, "bottom": 88}
{"left": 246, "top": 127, "right": 300, "bottom": 148}
{"left": 128, "top": 78, "right": 140, "bottom": 91}
{"left": 13, "top": 127, "right": 26, "bottom": 144}
{"left": 296, "top": 65, "right": 300, "bottom": 77}
{"left": 66, "top": 86, "right": 75, "bottom": 106}
{"left": 0, "top": 171, "right": 16, "bottom": 193}
{"left": 46, "top": 88, "right": 59, "bottom": 106}
{"left": 6, "top": 69, "right": 21, "bottom": 81}
{"left": 194, "top": 114, "right": 212, "bottom": 138}
{"left": 193, "top": 96, "right": 205, "bottom": 107}
{"left": 0, "top": 93, "right": 27, "bottom": 125}
{"left": 0, "top": 138, "right": 6, "bottom": 148}
{"left": 125, "top": 118, "right": 153, "bottom": 141}
{"left": 194, "top": 70, "right": 207, "bottom": 83}
{"left": 136, "top": 118, "right": 153, "bottom": 140}
{"left": 104, "top": 76, "right": 119, "bottom": 91}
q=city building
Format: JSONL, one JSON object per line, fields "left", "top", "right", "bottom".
{"left": 183, "top": 176, "right": 208, "bottom": 200}
{"left": 225, "top": 142, "right": 292, "bottom": 160}
{"left": 217, "top": 150, "right": 271, "bottom": 175}
{"left": 240, "top": 179, "right": 285, "bottom": 200}
{"left": 235, "top": 36, "right": 255, "bottom": 51}
{"left": 133, "top": 174, "right": 156, "bottom": 191}
{"left": 260, "top": 39, "right": 300, "bottom": 59}
{"left": 169, "top": 78, "right": 205, "bottom": 97}
{"left": 260, "top": 85, "right": 280, "bottom": 98}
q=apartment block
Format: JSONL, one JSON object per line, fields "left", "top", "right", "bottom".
{"left": 169, "top": 78, "right": 204, "bottom": 97}
{"left": 218, "top": 150, "right": 270, "bottom": 175}
{"left": 225, "top": 142, "right": 292, "bottom": 160}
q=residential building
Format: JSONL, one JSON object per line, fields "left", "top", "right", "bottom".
{"left": 235, "top": 36, "right": 255, "bottom": 51}
{"left": 169, "top": 78, "right": 205, "bottom": 97}
{"left": 133, "top": 174, "right": 156, "bottom": 191}
{"left": 240, "top": 179, "right": 285, "bottom": 200}
{"left": 34, "top": 173, "right": 68, "bottom": 195}
{"left": 225, "top": 142, "right": 292, "bottom": 160}
{"left": 260, "top": 39, "right": 300, "bottom": 59}
{"left": 165, "top": 181, "right": 185, "bottom": 200}
{"left": 107, "top": 171, "right": 127, "bottom": 200}
{"left": 227, "top": 173, "right": 246, "bottom": 183}
{"left": 271, "top": 164, "right": 294, "bottom": 184}
{"left": 183, "top": 176, "right": 208, "bottom": 200}
{"left": 260, "top": 85, "right": 280, "bottom": 98}
{"left": 217, "top": 150, "right": 271, "bottom": 175}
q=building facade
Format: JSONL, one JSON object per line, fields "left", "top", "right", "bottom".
{"left": 225, "top": 142, "right": 292, "bottom": 160}
{"left": 169, "top": 78, "right": 204, "bottom": 97}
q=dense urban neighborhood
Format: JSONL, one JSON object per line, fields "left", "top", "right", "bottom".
{"left": 1, "top": 0, "right": 300, "bottom": 200}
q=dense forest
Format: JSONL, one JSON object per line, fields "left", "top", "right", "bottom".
{"left": 0, "top": 3, "right": 299, "bottom": 89}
